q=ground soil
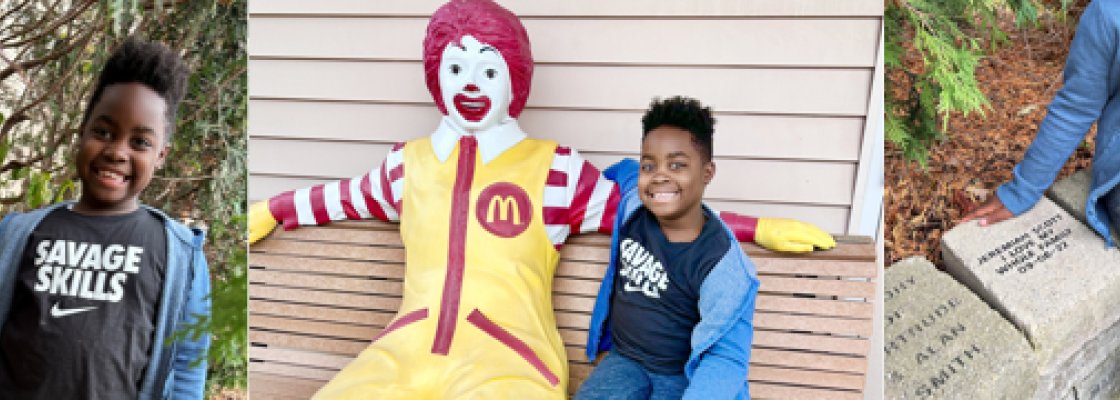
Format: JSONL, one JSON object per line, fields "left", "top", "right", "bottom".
{"left": 886, "top": 6, "right": 1095, "bottom": 267}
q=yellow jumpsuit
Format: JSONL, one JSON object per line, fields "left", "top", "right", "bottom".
{"left": 313, "top": 137, "right": 569, "bottom": 399}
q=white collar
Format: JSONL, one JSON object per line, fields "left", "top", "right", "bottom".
{"left": 430, "top": 116, "right": 528, "bottom": 165}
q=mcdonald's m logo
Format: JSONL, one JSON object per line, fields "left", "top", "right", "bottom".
{"left": 488, "top": 196, "right": 522, "bottom": 225}
{"left": 476, "top": 182, "right": 532, "bottom": 238}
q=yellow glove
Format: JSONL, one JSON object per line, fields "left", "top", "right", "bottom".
{"left": 248, "top": 201, "right": 279, "bottom": 245}
{"left": 754, "top": 217, "right": 837, "bottom": 253}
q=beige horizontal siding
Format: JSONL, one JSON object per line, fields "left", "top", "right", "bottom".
{"left": 249, "top": 100, "right": 866, "bottom": 161}
{"left": 250, "top": 60, "right": 873, "bottom": 115}
{"left": 249, "top": 0, "right": 883, "bottom": 17}
{"left": 248, "top": 0, "right": 881, "bottom": 234}
{"left": 250, "top": 18, "right": 881, "bottom": 67}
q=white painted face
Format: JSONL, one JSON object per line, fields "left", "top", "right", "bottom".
{"left": 439, "top": 35, "right": 513, "bottom": 132}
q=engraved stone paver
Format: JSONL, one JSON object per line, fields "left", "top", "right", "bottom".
{"left": 941, "top": 198, "right": 1120, "bottom": 369}
{"left": 885, "top": 257, "right": 1038, "bottom": 399}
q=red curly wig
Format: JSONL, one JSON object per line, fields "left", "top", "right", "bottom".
{"left": 424, "top": 0, "right": 533, "bottom": 118}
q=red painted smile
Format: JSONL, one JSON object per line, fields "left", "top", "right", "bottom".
{"left": 454, "top": 94, "right": 491, "bottom": 122}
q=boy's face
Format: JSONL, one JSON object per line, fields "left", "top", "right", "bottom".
{"left": 639, "top": 126, "right": 714, "bottom": 222}
{"left": 439, "top": 35, "right": 513, "bottom": 132}
{"left": 74, "top": 82, "right": 169, "bottom": 215}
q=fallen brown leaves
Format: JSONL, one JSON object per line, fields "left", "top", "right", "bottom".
{"left": 886, "top": 7, "right": 1095, "bottom": 268}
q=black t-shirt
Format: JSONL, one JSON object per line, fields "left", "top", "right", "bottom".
{"left": 0, "top": 207, "right": 167, "bottom": 400}
{"left": 610, "top": 207, "right": 731, "bottom": 374}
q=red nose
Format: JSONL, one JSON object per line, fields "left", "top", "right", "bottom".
{"left": 464, "top": 84, "right": 480, "bottom": 92}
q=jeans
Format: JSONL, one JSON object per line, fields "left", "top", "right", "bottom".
{"left": 575, "top": 352, "right": 689, "bottom": 400}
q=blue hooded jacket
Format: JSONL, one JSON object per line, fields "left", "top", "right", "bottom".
{"left": 998, "top": 0, "right": 1120, "bottom": 247}
{"left": 586, "top": 159, "right": 759, "bottom": 399}
{"left": 0, "top": 202, "right": 211, "bottom": 399}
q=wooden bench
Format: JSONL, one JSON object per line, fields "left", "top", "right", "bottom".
{"left": 249, "top": 220, "right": 879, "bottom": 399}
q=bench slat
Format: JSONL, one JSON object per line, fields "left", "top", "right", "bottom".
{"left": 752, "top": 382, "right": 863, "bottom": 400}
{"left": 750, "top": 348, "right": 867, "bottom": 374}
{"left": 252, "top": 253, "right": 405, "bottom": 278}
{"left": 253, "top": 239, "right": 406, "bottom": 261}
{"left": 250, "top": 311, "right": 874, "bottom": 357}
{"left": 252, "top": 281, "right": 873, "bottom": 323}
{"left": 250, "top": 285, "right": 402, "bottom": 312}
{"left": 759, "top": 275, "right": 876, "bottom": 298}
{"left": 756, "top": 295, "right": 874, "bottom": 319}
{"left": 252, "top": 295, "right": 874, "bottom": 340}
{"left": 253, "top": 269, "right": 403, "bottom": 293}
{"left": 253, "top": 315, "right": 379, "bottom": 341}
{"left": 750, "top": 365, "right": 866, "bottom": 391}
{"left": 755, "top": 311, "right": 873, "bottom": 337}
{"left": 753, "top": 330, "right": 869, "bottom": 356}
{"left": 249, "top": 301, "right": 396, "bottom": 328}
{"left": 754, "top": 258, "right": 879, "bottom": 278}
{"left": 251, "top": 372, "right": 324, "bottom": 399}
{"left": 251, "top": 329, "right": 368, "bottom": 354}
{"left": 251, "top": 361, "right": 336, "bottom": 381}
{"left": 249, "top": 349, "right": 867, "bottom": 397}
{"left": 251, "top": 267, "right": 875, "bottom": 300}
{"left": 251, "top": 345, "right": 352, "bottom": 369}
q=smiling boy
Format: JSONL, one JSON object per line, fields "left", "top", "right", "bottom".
{"left": 581, "top": 97, "right": 760, "bottom": 399}
{"left": 0, "top": 38, "right": 210, "bottom": 399}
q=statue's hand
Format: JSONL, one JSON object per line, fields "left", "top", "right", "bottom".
{"left": 754, "top": 218, "right": 836, "bottom": 253}
{"left": 249, "top": 201, "right": 279, "bottom": 245}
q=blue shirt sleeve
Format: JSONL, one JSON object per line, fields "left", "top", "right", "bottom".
{"left": 172, "top": 233, "right": 211, "bottom": 398}
{"left": 998, "top": 1, "right": 1117, "bottom": 214}
{"left": 684, "top": 248, "right": 757, "bottom": 399}
{"left": 682, "top": 312, "right": 753, "bottom": 400}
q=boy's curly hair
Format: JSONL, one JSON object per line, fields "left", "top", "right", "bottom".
{"left": 641, "top": 96, "right": 715, "bottom": 162}
{"left": 80, "top": 37, "right": 189, "bottom": 143}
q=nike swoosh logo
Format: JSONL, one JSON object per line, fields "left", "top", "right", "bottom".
{"left": 51, "top": 303, "right": 97, "bottom": 318}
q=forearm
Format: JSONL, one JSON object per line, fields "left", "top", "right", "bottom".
{"left": 716, "top": 211, "right": 758, "bottom": 243}
{"left": 999, "top": 3, "right": 1114, "bottom": 214}
{"left": 999, "top": 95, "right": 1104, "bottom": 214}
{"left": 268, "top": 171, "right": 399, "bottom": 229}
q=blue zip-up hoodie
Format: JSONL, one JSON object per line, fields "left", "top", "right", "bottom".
{"left": 586, "top": 160, "right": 759, "bottom": 399}
{"left": 998, "top": 0, "right": 1120, "bottom": 247}
{"left": 0, "top": 202, "right": 211, "bottom": 399}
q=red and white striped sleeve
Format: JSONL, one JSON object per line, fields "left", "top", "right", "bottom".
{"left": 543, "top": 146, "right": 620, "bottom": 248}
{"left": 269, "top": 142, "right": 406, "bottom": 230}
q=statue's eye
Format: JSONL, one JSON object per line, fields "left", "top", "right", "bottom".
{"left": 450, "top": 64, "right": 461, "bottom": 74}
{"left": 486, "top": 69, "right": 496, "bottom": 79}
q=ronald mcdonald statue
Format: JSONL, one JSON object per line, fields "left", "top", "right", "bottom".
{"left": 248, "top": 0, "right": 835, "bottom": 398}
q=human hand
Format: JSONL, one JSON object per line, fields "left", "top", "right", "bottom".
{"left": 958, "top": 195, "right": 1015, "bottom": 227}
{"left": 248, "top": 201, "right": 279, "bottom": 244}
{"left": 755, "top": 218, "right": 837, "bottom": 253}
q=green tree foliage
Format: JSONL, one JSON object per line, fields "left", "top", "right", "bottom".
{"left": 885, "top": 0, "right": 1068, "bottom": 167}
{"left": 0, "top": 0, "right": 247, "bottom": 395}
